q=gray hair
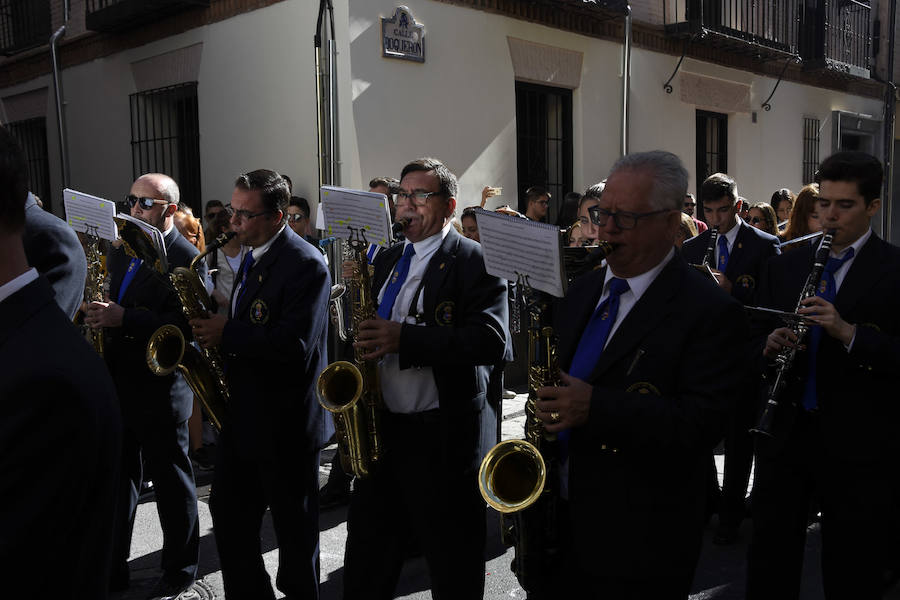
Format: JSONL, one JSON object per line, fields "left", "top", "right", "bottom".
{"left": 609, "top": 150, "right": 688, "bottom": 211}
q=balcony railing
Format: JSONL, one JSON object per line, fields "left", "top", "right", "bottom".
{"left": 0, "top": 0, "right": 51, "bottom": 56}
{"left": 664, "top": 0, "right": 802, "bottom": 59}
{"left": 802, "top": 0, "right": 871, "bottom": 78}
{"left": 85, "top": 0, "right": 209, "bottom": 33}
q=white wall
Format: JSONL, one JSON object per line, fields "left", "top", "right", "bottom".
{"left": 0, "top": 0, "right": 885, "bottom": 228}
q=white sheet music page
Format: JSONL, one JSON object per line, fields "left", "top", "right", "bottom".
{"left": 320, "top": 186, "right": 392, "bottom": 248}
{"left": 474, "top": 208, "right": 565, "bottom": 297}
{"left": 63, "top": 188, "right": 118, "bottom": 241}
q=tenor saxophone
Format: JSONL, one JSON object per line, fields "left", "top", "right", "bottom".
{"left": 478, "top": 240, "right": 617, "bottom": 595}
{"left": 146, "top": 232, "right": 236, "bottom": 432}
{"left": 317, "top": 227, "right": 385, "bottom": 478}
{"left": 76, "top": 232, "right": 107, "bottom": 354}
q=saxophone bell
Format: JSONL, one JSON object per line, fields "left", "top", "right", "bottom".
{"left": 478, "top": 439, "right": 546, "bottom": 513}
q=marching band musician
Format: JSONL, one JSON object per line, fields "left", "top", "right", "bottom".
{"left": 747, "top": 152, "right": 900, "bottom": 599}
{"left": 0, "top": 126, "right": 122, "bottom": 600}
{"left": 190, "top": 170, "right": 333, "bottom": 600}
{"left": 681, "top": 173, "right": 780, "bottom": 545}
{"left": 535, "top": 151, "right": 749, "bottom": 597}
{"left": 83, "top": 173, "right": 202, "bottom": 598}
{"left": 343, "top": 157, "right": 508, "bottom": 599}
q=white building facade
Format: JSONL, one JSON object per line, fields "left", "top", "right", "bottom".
{"left": 0, "top": 0, "right": 892, "bottom": 237}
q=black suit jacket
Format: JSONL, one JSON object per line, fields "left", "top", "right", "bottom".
{"left": 371, "top": 227, "right": 509, "bottom": 470}
{"left": 222, "top": 226, "right": 333, "bottom": 455}
{"left": 755, "top": 233, "right": 900, "bottom": 460}
{"left": 23, "top": 192, "right": 87, "bottom": 319}
{"left": 682, "top": 220, "right": 780, "bottom": 305}
{"left": 0, "top": 275, "right": 121, "bottom": 599}
{"left": 105, "top": 227, "right": 200, "bottom": 423}
{"left": 556, "top": 253, "right": 748, "bottom": 581}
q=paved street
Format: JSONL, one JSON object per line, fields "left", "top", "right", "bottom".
{"left": 116, "top": 391, "right": 894, "bottom": 600}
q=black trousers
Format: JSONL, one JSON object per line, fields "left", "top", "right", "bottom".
{"left": 747, "top": 412, "right": 898, "bottom": 599}
{"left": 718, "top": 386, "right": 757, "bottom": 528}
{"left": 111, "top": 417, "right": 199, "bottom": 587}
{"left": 343, "top": 410, "right": 486, "bottom": 600}
{"left": 210, "top": 430, "right": 321, "bottom": 600}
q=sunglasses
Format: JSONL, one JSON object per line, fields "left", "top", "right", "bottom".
{"left": 750, "top": 217, "right": 768, "bottom": 225}
{"left": 125, "top": 195, "right": 169, "bottom": 210}
{"left": 287, "top": 213, "right": 307, "bottom": 223}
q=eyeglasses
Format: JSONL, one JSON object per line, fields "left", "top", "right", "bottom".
{"left": 287, "top": 213, "right": 307, "bottom": 223}
{"left": 125, "top": 195, "right": 169, "bottom": 210}
{"left": 533, "top": 200, "right": 549, "bottom": 206}
{"left": 588, "top": 206, "right": 672, "bottom": 230}
{"left": 395, "top": 190, "right": 442, "bottom": 206}
{"left": 226, "top": 204, "right": 274, "bottom": 221}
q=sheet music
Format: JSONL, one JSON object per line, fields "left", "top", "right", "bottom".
{"left": 320, "top": 186, "right": 392, "bottom": 248}
{"left": 474, "top": 208, "right": 565, "bottom": 297}
{"left": 63, "top": 188, "right": 118, "bottom": 241}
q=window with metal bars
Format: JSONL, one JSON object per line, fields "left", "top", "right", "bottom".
{"left": 129, "top": 82, "right": 201, "bottom": 214}
{"left": 515, "top": 81, "right": 573, "bottom": 226}
{"left": 802, "top": 116, "right": 820, "bottom": 185}
{"left": 695, "top": 110, "right": 728, "bottom": 216}
{"left": 6, "top": 116, "right": 51, "bottom": 212}
{"left": 0, "top": 0, "right": 50, "bottom": 56}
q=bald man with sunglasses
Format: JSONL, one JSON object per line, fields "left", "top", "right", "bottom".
{"left": 84, "top": 173, "right": 206, "bottom": 599}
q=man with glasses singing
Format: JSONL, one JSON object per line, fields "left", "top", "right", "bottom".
{"left": 681, "top": 172, "right": 779, "bottom": 546}
{"left": 534, "top": 151, "right": 748, "bottom": 596}
{"left": 343, "top": 157, "right": 508, "bottom": 599}
{"left": 83, "top": 172, "right": 202, "bottom": 599}
{"left": 189, "top": 169, "right": 333, "bottom": 600}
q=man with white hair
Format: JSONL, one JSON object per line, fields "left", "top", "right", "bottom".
{"left": 536, "top": 151, "right": 749, "bottom": 597}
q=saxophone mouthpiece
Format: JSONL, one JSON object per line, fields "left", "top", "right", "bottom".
{"left": 214, "top": 231, "right": 237, "bottom": 248}
{"left": 392, "top": 217, "right": 411, "bottom": 237}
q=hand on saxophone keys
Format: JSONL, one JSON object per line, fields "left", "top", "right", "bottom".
{"left": 83, "top": 300, "right": 125, "bottom": 328}
{"left": 189, "top": 314, "right": 227, "bottom": 348}
{"left": 354, "top": 316, "right": 402, "bottom": 360}
{"left": 534, "top": 371, "right": 593, "bottom": 432}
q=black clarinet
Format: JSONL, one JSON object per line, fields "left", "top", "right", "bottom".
{"left": 702, "top": 225, "right": 720, "bottom": 267}
{"left": 751, "top": 228, "right": 836, "bottom": 437}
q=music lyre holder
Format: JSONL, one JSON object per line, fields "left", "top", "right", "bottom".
{"left": 346, "top": 225, "right": 369, "bottom": 253}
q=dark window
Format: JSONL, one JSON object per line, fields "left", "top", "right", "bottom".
{"left": 515, "top": 81, "right": 573, "bottom": 226}
{"left": 802, "top": 116, "right": 820, "bottom": 185}
{"left": 695, "top": 110, "right": 728, "bottom": 214}
{"left": 129, "top": 82, "right": 201, "bottom": 214}
{"left": 0, "top": 0, "right": 51, "bottom": 56}
{"left": 6, "top": 116, "right": 51, "bottom": 212}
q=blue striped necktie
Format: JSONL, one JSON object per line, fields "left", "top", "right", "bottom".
{"left": 717, "top": 234, "right": 729, "bottom": 271}
{"left": 377, "top": 244, "right": 416, "bottom": 320}
{"left": 800, "top": 248, "right": 855, "bottom": 411}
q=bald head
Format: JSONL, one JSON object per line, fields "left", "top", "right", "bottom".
{"left": 130, "top": 173, "right": 180, "bottom": 231}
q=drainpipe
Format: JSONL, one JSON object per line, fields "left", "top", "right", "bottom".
{"left": 883, "top": 0, "right": 897, "bottom": 241}
{"left": 621, "top": 3, "right": 632, "bottom": 157}
{"left": 50, "top": 0, "right": 70, "bottom": 189}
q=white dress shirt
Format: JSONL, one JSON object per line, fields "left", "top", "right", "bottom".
{"left": 376, "top": 221, "right": 453, "bottom": 414}
{"left": 714, "top": 215, "right": 741, "bottom": 267}
{"left": 231, "top": 225, "right": 285, "bottom": 316}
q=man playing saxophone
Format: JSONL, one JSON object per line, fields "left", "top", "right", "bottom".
{"left": 82, "top": 172, "right": 202, "bottom": 598}
{"left": 189, "top": 169, "right": 332, "bottom": 600}
{"left": 343, "top": 157, "right": 509, "bottom": 600}
{"left": 747, "top": 152, "right": 900, "bottom": 600}
{"left": 535, "top": 151, "right": 748, "bottom": 597}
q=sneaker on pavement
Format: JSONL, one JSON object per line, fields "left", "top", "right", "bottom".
{"left": 146, "top": 577, "right": 196, "bottom": 600}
